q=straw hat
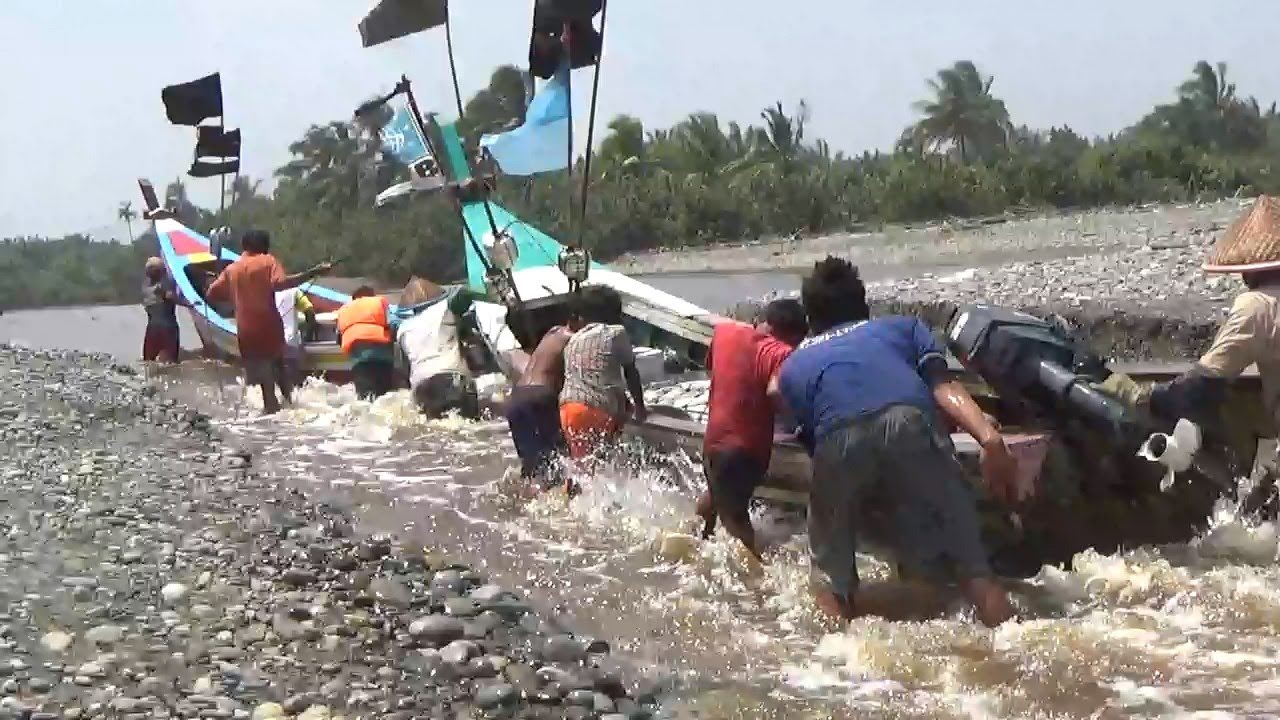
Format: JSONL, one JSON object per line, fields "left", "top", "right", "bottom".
{"left": 144, "top": 256, "right": 165, "bottom": 275}
{"left": 398, "top": 275, "right": 445, "bottom": 307}
{"left": 1204, "top": 196, "right": 1280, "bottom": 273}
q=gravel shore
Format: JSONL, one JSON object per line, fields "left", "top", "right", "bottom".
{"left": 708, "top": 200, "right": 1255, "bottom": 361}
{"left": 0, "top": 346, "right": 658, "bottom": 720}
{"left": 616, "top": 199, "right": 1246, "bottom": 278}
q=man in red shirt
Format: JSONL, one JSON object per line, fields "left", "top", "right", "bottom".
{"left": 696, "top": 298, "right": 808, "bottom": 561}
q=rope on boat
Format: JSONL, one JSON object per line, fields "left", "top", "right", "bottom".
{"left": 563, "top": 20, "right": 575, "bottom": 244}
{"left": 574, "top": 0, "right": 609, "bottom": 251}
{"left": 443, "top": 4, "right": 506, "bottom": 244}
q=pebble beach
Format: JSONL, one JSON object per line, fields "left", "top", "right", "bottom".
{"left": 684, "top": 199, "right": 1257, "bottom": 361}
{"left": 0, "top": 346, "right": 658, "bottom": 720}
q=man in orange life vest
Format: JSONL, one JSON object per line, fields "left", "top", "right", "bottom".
{"left": 336, "top": 286, "right": 401, "bottom": 400}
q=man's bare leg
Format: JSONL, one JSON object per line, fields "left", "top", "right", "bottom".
{"left": 813, "top": 582, "right": 955, "bottom": 623}
{"left": 695, "top": 491, "right": 718, "bottom": 539}
{"left": 275, "top": 360, "right": 294, "bottom": 406}
{"left": 260, "top": 383, "right": 281, "bottom": 415}
{"left": 720, "top": 509, "right": 763, "bottom": 562}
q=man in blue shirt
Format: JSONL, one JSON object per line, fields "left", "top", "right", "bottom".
{"left": 776, "top": 257, "right": 1019, "bottom": 627}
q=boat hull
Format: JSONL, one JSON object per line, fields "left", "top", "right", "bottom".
{"left": 185, "top": 308, "right": 355, "bottom": 384}
{"left": 636, "top": 365, "right": 1269, "bottom": 576}
{"left": 151, "top": 216, "right": 370, "bottom": 385}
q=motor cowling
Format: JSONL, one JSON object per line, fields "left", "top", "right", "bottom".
{"left": 945, "top": 304, "right": 1145, "bottom": 449}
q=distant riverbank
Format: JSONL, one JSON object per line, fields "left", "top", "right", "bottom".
{"left": 612, "top": 199, "right": 1243, "bottom": 276}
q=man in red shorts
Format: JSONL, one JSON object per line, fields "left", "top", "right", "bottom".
{"left": 696, "top": 298, "right": 808, "bottom": 561}
{"left": 141, "top": 257, "right": 184, "bottom": 363}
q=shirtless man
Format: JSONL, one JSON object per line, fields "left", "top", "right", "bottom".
{"left": 504, "top": 324, "right": 574, "bottom": 481}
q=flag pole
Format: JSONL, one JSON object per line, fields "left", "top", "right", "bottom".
{"left": 575, "top": 0, "right": 608, "bottom": 250}
{"left": 562, "top": 23, "right": 575, "bottom": 250}
{"left": 400, "top": 77, "right": 491, "bottom": 276}
{"left": 443, "top": 3, "right": 503, "bottom": 241}
{"left": 218, "top": 116, "right": 227, "bottom": 216}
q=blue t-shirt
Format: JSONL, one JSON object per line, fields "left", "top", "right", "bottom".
{"left": 778, "top": 316, "right": 945, "bottom": 450}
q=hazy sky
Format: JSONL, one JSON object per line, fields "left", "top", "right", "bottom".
{"left": 2, "top": 1, "right": 1278, "bottom": 240}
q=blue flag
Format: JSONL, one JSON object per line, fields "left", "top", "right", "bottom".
{"left": 479, "top": 65, "right": 570, "bottom": 176}
{"left": 379, "top": 100, "right": 431, "bottom": 167}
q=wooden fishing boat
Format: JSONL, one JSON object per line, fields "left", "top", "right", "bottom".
{"left": 637, "top": 360, "right": 1270, "bottom": 575}
{"left": 443, "top": 139, "right": 1272, "bottom": 572}
{"left": 140, "top": 180, "right": 362, "bottom": 383}
{"left": 349, "top": 40, "right": 1272, "bottom": 574}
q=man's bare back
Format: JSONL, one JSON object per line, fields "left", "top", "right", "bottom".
{"left": 518, "top": 326, "right": 572, "bottom": 390}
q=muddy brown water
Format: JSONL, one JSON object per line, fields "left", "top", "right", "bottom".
{"left": 6, "top": 270, "right": 1280, "bottom": 717}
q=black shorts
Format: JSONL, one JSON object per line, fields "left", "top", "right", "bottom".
{"left": 353, "top": 360, "right": 395, "bottom": 400}
{"left": 703, "top": 448, "right": 768, "bottom": 519}
{"left": 504, "top": 384, "right": 563, "bottom": 478}
{"left": 413, "top": 372, "right": 479, "bottom": 419}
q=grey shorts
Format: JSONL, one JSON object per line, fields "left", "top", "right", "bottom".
{"left": 809, "top": 404, "right": 991, "bottom": 596}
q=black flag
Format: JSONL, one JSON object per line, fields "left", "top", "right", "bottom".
{"left": 359, "top": 0, "right": 448, "bottom": 48}
{"left": 162, "top": 73, "right": 224, "bottom": 126}
{"left": 196, "top": 126, "right": 241, "bottom": 159}
{"left": 188, "top": 158, "right": 240, "bottom": 178}
{"left": 528, "top": 0, "right": 603, "bottom": 79}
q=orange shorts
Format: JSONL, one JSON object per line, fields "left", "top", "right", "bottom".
{"left": 559, "top": 402, "right": 622, "bottom": 459}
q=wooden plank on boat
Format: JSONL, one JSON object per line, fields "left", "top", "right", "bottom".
{"left": 628, "top": 412, "right": 983, "bottom": 506}
{"left": 620, "top": 296, "right": 714, "bottom": 346}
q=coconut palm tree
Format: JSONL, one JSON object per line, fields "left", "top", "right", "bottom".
{"left": 911, "top": 61, "right": 1011, "bottom": 163}
{"left": 276, "top": 122, "right": 368, "bottom": 212}
{"left": 1179, "top": 61, "right": 1235, "bottom": 112}
{"left": 1141, "top": 61, "right": 1266, "bottom": 152}
{"left": 597, "top": 114, "right": 646, "bottom": 178}
{"left": 460, "top": 65, "right": 532, "bottom": 142}
{"left": 163, "top": 180, "right": 204, "bottom": 227}
{"left": 117, "top": 201, "right": 137, "bottom": 241}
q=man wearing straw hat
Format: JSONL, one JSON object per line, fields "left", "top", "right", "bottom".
{"left": 1139, "top": 197, "right": 1280, "bottom": 445}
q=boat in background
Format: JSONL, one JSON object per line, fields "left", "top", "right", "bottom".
{"left": 433, "top": 123, "right": 718, "bottom": 378}
{"left": 139, "top": 179, "right": 373, "bottom": 383}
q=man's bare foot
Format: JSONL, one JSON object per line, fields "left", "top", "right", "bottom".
{"left": 813, "top": 588, "right": 853, "bottom": 622}
{"left": 961, "top": 576, "right": 1018, "bottom": 627}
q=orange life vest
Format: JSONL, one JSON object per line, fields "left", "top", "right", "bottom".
{"left": 336, "top": 296, "right": 392, "bottom": 355}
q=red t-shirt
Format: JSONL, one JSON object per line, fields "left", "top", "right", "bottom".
{"left": 704, "top": 321, "right": 794, "bottom": 464}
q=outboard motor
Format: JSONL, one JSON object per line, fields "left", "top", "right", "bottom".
{"left": 945, "top": 305, "right": 1151, "bottom": 452}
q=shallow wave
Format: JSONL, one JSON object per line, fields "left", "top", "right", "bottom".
{"left": 203, "top": 374, "right": 1280, "bottom": 717}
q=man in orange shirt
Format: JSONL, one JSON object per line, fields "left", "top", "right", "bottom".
{"left": 207, "top": 230, "right": 331, "bottom": 414}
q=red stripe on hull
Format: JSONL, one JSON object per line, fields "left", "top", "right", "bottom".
{"left": 167, "top": 229, "right": 208, "bottom": 256}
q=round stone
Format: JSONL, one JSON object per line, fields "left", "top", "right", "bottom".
{"left": 474, "top": 683, "right": 516, "bottom": 709}
{"left": 161, "top": 583, "right": 188, "bottom": 605}
{"left": 540, "top": 635, "right": 587, "bottom": 663}
{"left": 251, "top": 703, "right": 284, "bottom": 720}
{"left": 407, "top": 616, "right": 464, "bottom": 647}
{"left": 40, "top": 631, "right": 73, "bottom": 653}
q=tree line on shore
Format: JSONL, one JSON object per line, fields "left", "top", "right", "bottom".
{"left": 4, "top": 59, "right": 1278, "bottom": 310}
